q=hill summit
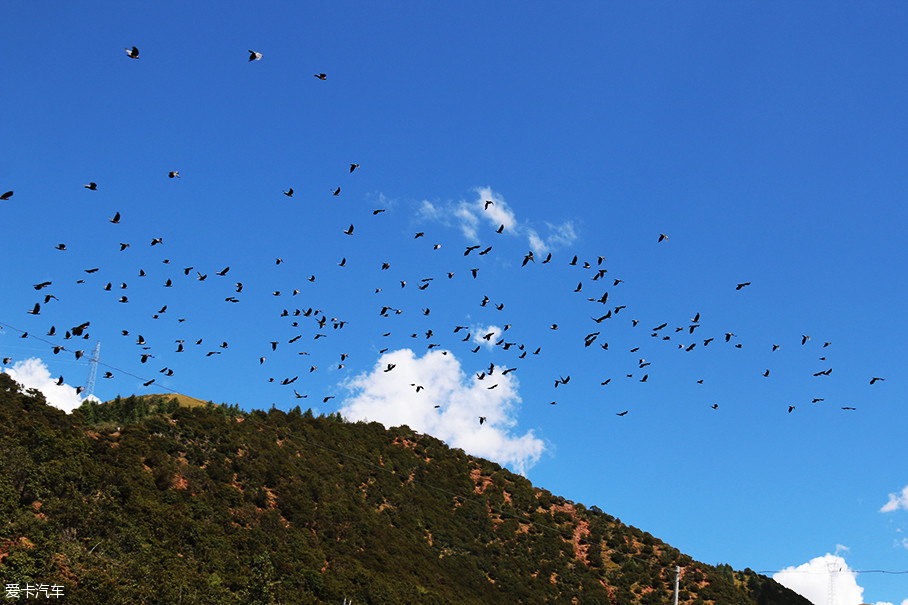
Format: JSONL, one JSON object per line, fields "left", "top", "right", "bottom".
{"left": 0, "top": 374, "right": 809, "bottom": 604}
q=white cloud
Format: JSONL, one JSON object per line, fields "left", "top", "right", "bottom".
{"left": 417, "top": 186, "right": 578, "bottom": 254}
{"left": 417, "top": 200, "right": 439, "bottom": 220}
{"left": 881, "top": 485, "right": 908, "bottom": 512}
{"left": 472, "top": 324, "right": 501, "bottom": 350}
{"left": 526, "top": 228, "right": 547, "bottom": 254}
{"left": 475, "top": 186, "right": 517, "bottom": 232}
{"left": 339, "top": 348, "right": 545, "bottom": 474}
{"left": 544, "top": 220, "right": 578, "bottom": 249}
{"left": 2, "top": 357, "right": 88, "bottom": 413}
{"left": 810, "top": 545, "right": 908, "bottom": 605}
{"left": 454, "top": 203, "right": 480, "bottom": 241}
{"left": 774, "top": 554, "right": 866, "bottom": 605}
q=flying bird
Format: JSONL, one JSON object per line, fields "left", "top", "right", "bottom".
{"left": 0, "top": 191, "right": 13, "bottom": 200}
{"left": 84, "top": 182, "right": 98, "bottom": 190}
{"left": 125, "top": 46, "right": 139, "bottom": 59}
{"left": 168, "top": 171, "right": 180, "bottom": 178}
{"left": 735, "top": 282, "right": 751, "bottom": 290}
{"left": 283, "top": 188, "right": 293, "bottom": 197}
{"left": 350, "top": 163, "right": 360, "bottom": 172}
{"left": 314, "top": 73, "right": 327, "bottom": 80}
{"left": 248, "top": 49, "right": 263, "bottom": 61}
{"left": 343, "top": 224, "right": 354, "bottom": 235}
{"left": 658, "top": 233, "right": 668, "bottom": 242}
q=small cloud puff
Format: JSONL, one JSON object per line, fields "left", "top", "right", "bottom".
{"left": 881, "top": 485, "right": 908, "bottom": 513}
{"left": 339, "top": 348, "right": 545, "bottom": 474}
{"left": 2, "top": 357, "right": 89, "bottom": 413}
{"left": 472, "top": 324, "right": 501, "bottom": 350}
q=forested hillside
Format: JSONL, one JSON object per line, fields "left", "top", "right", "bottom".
{"left": 0, "top": 374, "right": 810, "bottom": 604}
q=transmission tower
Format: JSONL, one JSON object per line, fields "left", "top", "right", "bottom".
{"left": 84, "top": 341, "right": 101, "bottom": 399}
{"left": 826, "top": 558, "right": 839, "bottom": 605}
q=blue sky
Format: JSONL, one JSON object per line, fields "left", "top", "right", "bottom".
{"left": 2, "top": 2, "right": 906, "bottom": 602}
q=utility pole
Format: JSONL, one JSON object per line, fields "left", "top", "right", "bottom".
{"left": 674, "top": 565, "right": 681, "bottom": 605}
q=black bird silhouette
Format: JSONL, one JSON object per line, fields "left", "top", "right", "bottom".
{"left": 479, "top": 416, "right": 487, "bottom": 424}
{"left": 248, "top": 50, "right": 263, "bottom": 61}
{"left": 85, "top": 182, "right": 98, "bottom": 190}
{"left": 658, "top": 233, "right": 668, "bottom": 242}
{"left": 0, "top": 191, "right": 12, "bottom": 200}
{"left": 869, "top": 377, "right": 885, "bottom": 384}
{"left": 314, "top": 73, "right": 327, "bottom": 80}
{"left": 333, "top": 187, "right": 341, "bottom": 196}
{"left": 350, "top": 163, "right": 360, "bottom": 172}
{"left": 125, "top": 46, "right": 139, "bottom": 59}
{"left": 735, "top": 282, "right": 751, "bottom": 290}
{"left": 168, "top": 171, "right": 180, "bottom": 178}
{"left": 283, "top": 188, "right": 293, "bottom": 197}
{"left": 343, "top": 224, "right": 354, "bottom": 235}
{"left": 27, "top": 302, "right": 40, "bottom": 315}
{"left": 616, "top": 411, "right": 628, "bottom": 416}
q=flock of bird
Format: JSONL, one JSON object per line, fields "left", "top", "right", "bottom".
{"left": 1, "top": 46, "right": 887, "bottom": 425}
